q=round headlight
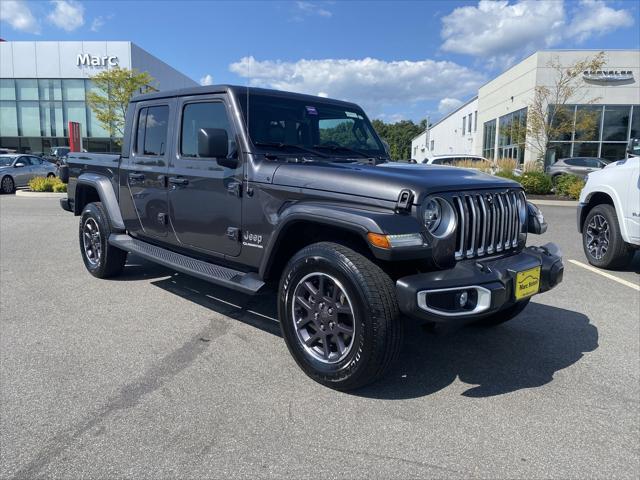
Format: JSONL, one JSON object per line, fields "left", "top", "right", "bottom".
{"left": 422, "top": 197, "right": 457, "bottom": 237}
{"left": 423, "top": 198, "right": 442, "bottom": 231}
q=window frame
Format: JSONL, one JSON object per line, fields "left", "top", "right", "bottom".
{"left": 132, "top": 102, "right": 171, "bottom": 159}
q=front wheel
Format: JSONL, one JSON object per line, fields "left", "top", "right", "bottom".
{"left": 278, "top": 242, "right": 403, "bottom": 391}
{"left": 582, "top": 204, "right": 633, "bottom": 269}
{"left": 79, "top": 202, "right": 127, "bottom": 278}
{"left": 1, "top": 176, "right": 15, "bottom": 194}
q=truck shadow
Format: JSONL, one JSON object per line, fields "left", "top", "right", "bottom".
{"left": 135, "top": 257, "right": 598, "bottom": 399}
{"left": 358, "top": 303, "right": 598, "bottom": 399}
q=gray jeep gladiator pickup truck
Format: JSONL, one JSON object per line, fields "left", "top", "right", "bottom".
{"left": 59, "top": 85, "right": 563, "bottom": 390}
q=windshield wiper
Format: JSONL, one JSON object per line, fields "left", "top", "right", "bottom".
{"left": 312, "top": 144, "right": 372, "bottom": 159}
{"left": 253, "top": 141, "right": 329, "bottom": 158}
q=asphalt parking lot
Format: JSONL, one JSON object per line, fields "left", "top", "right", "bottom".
{"left": 1, "top": 195, "right": 638, "bottom": 479}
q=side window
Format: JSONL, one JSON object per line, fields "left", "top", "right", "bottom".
{"left": 565, "top": 158, "right": 579, "bottom": 166}
{"left": 584, "top": 158, "right": 600, "bottom": 168}
{"left": 29, "top": 156, "right": 42, "bottom": 165}
{"left": 181, "top": 102, "right": 232, "bottom": 158}
{"left": 135, "top": 105, "right": 169, "bottom": 156}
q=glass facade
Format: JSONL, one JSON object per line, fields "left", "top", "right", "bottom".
{"left": 482, "top": 119, "right": 496, "bottom": 160}
{"left": 498, "top": 107, "right": 527, "bottom": 163}
{"left": 0, "top": 78, "right": 117, "bottom": 154}
{"left": 548, "top": 104, "right": 639, "bottom": 162}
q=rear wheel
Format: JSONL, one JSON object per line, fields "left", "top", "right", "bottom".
{"left": 582, "top": 204, "right": 633, "bottom": 269}
{"left": 279, "top": 242, "right": 403, "bottom": 391}
{"left": 47, "top": 173, "right": 55, "bottom": 178}
{"left": 473, "top": 299, "right": 530, "bottom": 327}
{"left": 79, "top": 202, "right": 127, "bottom": 278}
{"left": 1, "top": 176, "right": 15, "bottom": 194}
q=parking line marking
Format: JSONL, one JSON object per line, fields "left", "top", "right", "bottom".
{"left": 568, "top": 259, "right": 640, "bottom": 291}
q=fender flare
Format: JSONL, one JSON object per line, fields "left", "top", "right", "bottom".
{"left": 76, "top": 173, "right": 125, "bottom": 231}
{"left": 258, "top": 202, "right": 421, "bottom": 277}
{"left": 581, "top": 186, "right": 629, "bottom": 242}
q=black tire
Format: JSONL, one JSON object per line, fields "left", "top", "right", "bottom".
{"left": 79, "top": 202, "right": 127, "bottom": 278}
{"left": 1, "top": 175, "right": 15, "bottom": 194}
{"left": 278, "top": 242, "right": 403, "bottom": 391}
{"left": 47, "top": 173, "right": 55, "bottom": 178}
{"left": 582, "top": 204, "right": 633, "bottom": 269}
{"left": 473, "top": 298, "right": 530, "bottom": 327}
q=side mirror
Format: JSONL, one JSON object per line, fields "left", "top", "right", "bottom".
{"left": 527, "top": 202, "right": 547, "bottom": 235}
{"left": 59, "top": 164, "right": 69, "bottom": 184}
{"left": 198, "top": 128, "right": 238, "bottom": 168}
{"left": 626, "top": 138, "right": 639, "bottom": 157}
{"left": 14, "top": 162, "right": 25, "bottom": 168}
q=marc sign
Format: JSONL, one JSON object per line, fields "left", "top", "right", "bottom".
{"left": 583, "top": 70, "right": 634, "bottom": 82}
{"left": 76, "top": 54, "right": 119, "bottom": 68}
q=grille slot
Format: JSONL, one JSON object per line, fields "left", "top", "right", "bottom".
{"left": 453, "top": 190, "right": 525, "bottom": 260}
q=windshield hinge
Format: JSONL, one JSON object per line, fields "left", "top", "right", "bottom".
{"left": 396, "top": 189, "right": 413, "bottom": 213}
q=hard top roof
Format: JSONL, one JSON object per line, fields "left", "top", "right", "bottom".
{"left": 132, "top": 84, "right": 360, "bottom": 109}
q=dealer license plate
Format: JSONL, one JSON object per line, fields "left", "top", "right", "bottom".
{"left": 515, "top": 266, "right": 541, "bottom": 300}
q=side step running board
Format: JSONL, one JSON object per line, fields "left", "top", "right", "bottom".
{"left": 109, "top": 234, "right": 265, "bottom": 294}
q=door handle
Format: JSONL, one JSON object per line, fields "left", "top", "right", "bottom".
{"left": 168, "top": 177, "right": 189, "bottom": 186}
{"left": 129, "top": 173, "right": 145, "bottom": 181}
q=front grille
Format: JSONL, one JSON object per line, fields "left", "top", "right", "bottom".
{"left": 452, "top": 190, "right": 525, "bottom": 260}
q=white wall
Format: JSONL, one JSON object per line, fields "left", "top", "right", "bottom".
{"left": 0, "top": 41, "right": 196, "bottom": 90}
{"left": 411, "top": 97, "right": 479, "bottom": 162}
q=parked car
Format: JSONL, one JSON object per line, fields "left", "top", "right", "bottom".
{"left": 577, "top": 140, "right": 640, "bottom": 269}
{"left": 59, "top": 85, "right": 563, "bottom": 390}
{"left": 420, "top": 154, "right": 488, "bottom": 166}
{"left": 0, "top": 154, "right": 57, "bottom": 194}
{"left": 43, "top": 146, "right": 72, "bottom": 165}
{"left": 547, "top": 157, "right": 608, "bottom": 181}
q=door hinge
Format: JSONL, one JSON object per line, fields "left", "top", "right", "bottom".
{"left": 157, "top": 212, "right": 168, "bottom": 225}
{"left": 227, "top": 181, "right": 242, "bottom": 197}
{"left": 396, "top": 189, "right": 413, "bottom": 213}
{"left": 226, "top": 227, "right": 240, "bottom": 241}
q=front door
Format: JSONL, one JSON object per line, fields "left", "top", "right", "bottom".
{"left": 124, "top": 102, "right": 173, "bottom": 238}
{"left": 13, "top": 156, "right": 32, "bottom": 186}
{"left": 168, "top": 97, "right": 242, "bottom": 256}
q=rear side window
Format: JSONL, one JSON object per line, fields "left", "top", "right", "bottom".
{"left": 135, "top": 105, "right": 169, "bottom": 156}
{"left": 180, "top": 102, "right": 232, "bottom": 158}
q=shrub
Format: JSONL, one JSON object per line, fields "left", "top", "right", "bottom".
{"left": 495, "top": 170, "right": 521, "bottom": 183}
{"left": 519, "top": 171, "right": 553, "bottom": 195}
{"left": 554, "top": 174, "right": 585, "bottom": 199}
{"left": 522, "top": 160, "right": 544, "bottom": 173}
{"left": 496, "top": 158, "right": 518, "bottom": 174}
{"left": 452, "top": 159, "right": 493, "bottom": 172}
{"left": 28, "top": 176, "right": 65, "bottom": 193}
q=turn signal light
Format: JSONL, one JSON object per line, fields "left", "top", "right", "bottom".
{"left": 367, "top": 233, "right": 391, "bottom": 249}
{"left": 367, "top": 232, "right": 425, "bottom": 249}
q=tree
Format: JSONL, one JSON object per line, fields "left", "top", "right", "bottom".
{"left": 86, "top": 67, "right": 157, "bottom": 139}
{"left": 371, "top": 118, "right": 427, "bottom": 160}
{"left": 526, "top": 52, "right": 605, "bottom": 165}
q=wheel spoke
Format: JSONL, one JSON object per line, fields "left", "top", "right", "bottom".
{"left": 322, "top": 335, "right": 331, "bottom": 359}
{"left": 335, "top": 335, "right": 346, "bottom": 354}
{"left": 295, "top": 295, "right": 313, "bottom": 312}
{"left": 304, "top": 333, "right": 321, "bottom": 347}
{"left": 303, "top": 281, "right": 318, "bottom": 296}
{"left": 335, "top": 324, "right": 353, "bottom": 335}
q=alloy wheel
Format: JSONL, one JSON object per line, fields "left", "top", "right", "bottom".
{"left": 291, "top": 272, "right": 356, "bottom": 364}
{"left": 586, "top": 214, "right": 610, "bottom": 260}
{"left": 1, "top": 176, "right": 14, "bottom": 193}
{"left": 82, "top": 218, "right": 102, "bottom": 266}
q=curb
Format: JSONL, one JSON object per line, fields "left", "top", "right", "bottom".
{"left": 530, "top": 199, "right": 578, "bottom": 207}
{"left": 15, "top": 190, "right": 67, "bottom": 199}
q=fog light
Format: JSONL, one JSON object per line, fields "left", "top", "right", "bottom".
{"left": 457, "top": 291, "right": 468, "bottom": 308}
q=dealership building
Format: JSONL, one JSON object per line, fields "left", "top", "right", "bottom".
{"left": 412, "top": 50, "right": 640, "bottom": 164}
{"left": 0, "top": 41, "right": 197, "bottom": 153}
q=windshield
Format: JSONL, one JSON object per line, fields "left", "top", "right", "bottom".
{"left": 238, "top": 93, "right": 386, "bottom": 158}
{"left": 0, "top": 156, "right": 16, "bottom": 166}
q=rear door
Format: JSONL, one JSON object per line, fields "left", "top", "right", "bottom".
{"left": 167, "top": 95, "right": 243, "bottom": 256}
{"left": 123, "top": 101, "right": 174, "bottom": 238}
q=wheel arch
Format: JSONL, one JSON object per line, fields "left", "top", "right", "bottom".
{"left": 74, "top": 173, "right": 125, "bottom": 231}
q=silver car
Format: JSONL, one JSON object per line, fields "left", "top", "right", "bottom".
{"left": 0, "top": 154, "right": 58, "bottom": 194}
{"left": 546, "top": 157, "right": 608, "bottom": 181}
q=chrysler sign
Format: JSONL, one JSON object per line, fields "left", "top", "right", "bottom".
{"left": 76, "top": 54, "right": 119, "bottom": 68}
{"left": 583, "top": 70, "right": 634, "bottom": 82}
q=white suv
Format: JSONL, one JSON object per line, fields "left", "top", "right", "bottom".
{"left": 577, "top": 139, "right": 640, "bottom": 269}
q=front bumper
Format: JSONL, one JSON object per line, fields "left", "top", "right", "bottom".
{"left": 396, "top": 243, "right": 563, "bottom": 324}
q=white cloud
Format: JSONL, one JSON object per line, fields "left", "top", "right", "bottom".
{"left": 566, "top": 0, "right": 634, "bottom": 42}
{"left": 0, "top": 0, "right": 40, "bottom": 34}
{"left": 295, "top": 1, "right": 332, "bottom": 18}
{"left": 199, "top": 74, "right": 214, "bottom": 86}
{"left": 91, "top": 14, "right": 113, "bottom": 32}
{"left": 47, "top": 0, "right": 84, "bottom": 32}
{"left": 440, "top": 0, "right": 634, "bottom": 66}
{"left": 229, "top": 56, "right": 484, "bottom": 117}
{"left": 438, "top": 98, "right": 463, "bottom": 115}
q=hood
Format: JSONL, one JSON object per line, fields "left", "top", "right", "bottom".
{"left": 271, "top": 161, "right": 520, "bottom": 204}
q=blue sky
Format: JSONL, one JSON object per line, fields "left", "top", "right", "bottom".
{"left": 1, "top": 0, "right": 639, "bottom": 122}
